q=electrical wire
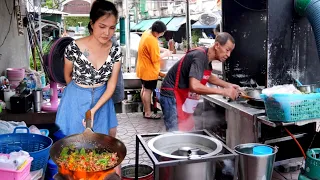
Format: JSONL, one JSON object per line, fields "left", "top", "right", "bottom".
{"left": 4, "top": 0, "right": 13, "bottom": 15}
{"left": 233, "top": 0, "right": 266, "bottom": 12}
{"left": 0, "top": 0, "right": 14, "bottom": 48}
{"left": 308, "top": 124, "right": 320, "bottom": 149}
{"left": 284, "top": 127, "right": 307, "bottom": 159}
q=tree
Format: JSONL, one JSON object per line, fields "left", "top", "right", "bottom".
{"left": 43, "top": 0, "right": 67, "bottom": 9}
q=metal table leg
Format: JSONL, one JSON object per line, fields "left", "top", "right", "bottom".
{"left": 135, "top": 136, "right": 139, "bottom": 180}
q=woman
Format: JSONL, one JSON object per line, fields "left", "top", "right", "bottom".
{"left": 55, "top": 0, "right": 121, "bottom": 137}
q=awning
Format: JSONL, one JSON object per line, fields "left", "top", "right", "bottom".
{"left": 178, "top": 14, "right": 202, "bottom": 26}
{"left": 166, "top": 17, "right": 186, "bottom": 31}
{"left": 160, "top": 17, "right": 173, "bottom": 25}
{"left": 191, "top": 21, "right": 217, "bottom": 29}
{"left": 139, "top": 19, "right": 160, "bottom": 31}
{"left": 131, "top": 20, "right": 149, "bottom": 31}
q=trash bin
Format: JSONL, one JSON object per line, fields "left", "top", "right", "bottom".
{"left": 234, "top": 143, "right": 278, "bottom": 180}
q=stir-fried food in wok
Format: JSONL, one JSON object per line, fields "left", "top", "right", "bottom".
{"left": 56, "top": 145, "right": 119, "bottom": 172}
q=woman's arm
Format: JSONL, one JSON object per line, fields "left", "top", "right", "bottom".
{"left": 64, "top": 57, "right": 73, "bottom": 84}
{"left": 91, "top": 61, "right": 121, "bottom": 114}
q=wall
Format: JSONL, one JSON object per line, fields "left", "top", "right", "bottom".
{"left": 0, "top": 0, "right": 29, "bottom": 75}
{"left": 142, "top": 0, "right": 219, "bottom": 19}
{"left": 223, "top": 0, "right": 267, "bottom": 87}
{"left": 267, "top": 0, "right": 319, "bottom": 86}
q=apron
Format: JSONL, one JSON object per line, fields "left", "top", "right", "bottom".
{"left": 162, "top": 48, "right": 211, "bottom": 131}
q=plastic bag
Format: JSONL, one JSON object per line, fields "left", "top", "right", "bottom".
{"left": 0, "top": 151, "right": 30, "bottom": 170}
{"left": 29, "top": 125, "right": 41, "bottom": 135}
{"left": 0, "top": 120, "right": 27, "bottom": 134}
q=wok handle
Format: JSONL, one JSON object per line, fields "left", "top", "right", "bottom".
{"left": 85, "top": 110, "right": 92, "bottom": 129}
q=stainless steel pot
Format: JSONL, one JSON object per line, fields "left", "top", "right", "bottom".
{"left": 148, "top": 133, "right": 223, "bottom": 180}
{"left": 297, "top": 85, "right": 316, "bottom": 93}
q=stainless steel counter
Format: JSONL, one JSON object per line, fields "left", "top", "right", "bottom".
{"left": 202, "top": 94, "right": 265, "bottom": 148}
{"left": 202, "top": 95, "right": 265, "bottom": 118}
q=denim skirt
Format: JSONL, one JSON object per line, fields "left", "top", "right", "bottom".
{"left": 55, "top": 81, "right": 118, "bottom": 136}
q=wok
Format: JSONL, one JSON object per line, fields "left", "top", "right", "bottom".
{"left": 241, "top": 88, "right": 265, "bottom": 108}
{"left": 240, "top": 88, "right": 263, "bottom": 101}
{"left": 50, "top": 111, "right": 127, "bottom": 174}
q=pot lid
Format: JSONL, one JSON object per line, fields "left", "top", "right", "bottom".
{"left": 148, "top": 133, "right": 223, "bottom": 159}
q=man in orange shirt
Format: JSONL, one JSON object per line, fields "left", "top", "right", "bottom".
{"left": 136, "top": 21, "right": 169, "bottom": 119}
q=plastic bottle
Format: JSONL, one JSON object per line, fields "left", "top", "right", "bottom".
{"left": 30, "top": 75, "right": 36, "bottom": 90}
{"left": 25, "top": 77, "right": 31, "bottom": 89}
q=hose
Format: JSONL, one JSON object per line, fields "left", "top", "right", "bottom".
{"left": 295, "top": 0, "right": 320, "bottom": 61}
{"left": 306, "top": 0, "right": 320, "bottom": 61}
{"left": 284, "top": 127, "right": 307, "bottom": 159}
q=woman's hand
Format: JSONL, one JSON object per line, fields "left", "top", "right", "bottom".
{"left": 82, "top": 109, "right": 95, "bottom": 128}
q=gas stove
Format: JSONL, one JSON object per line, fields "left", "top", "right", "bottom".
{"left": 239, "top": 99, "right": 265, "bottom": 109}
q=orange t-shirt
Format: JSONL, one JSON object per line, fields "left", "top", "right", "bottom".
{"left": 136, "top": 30, "right": 160, "bottom": 80}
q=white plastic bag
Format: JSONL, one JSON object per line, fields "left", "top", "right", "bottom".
{"left": 29, "top": 125, "right": 41, "bottom": 135}
{"left": 0, "top": 120, "right": 27, "bottom": 134}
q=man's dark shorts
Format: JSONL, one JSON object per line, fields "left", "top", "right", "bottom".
{"left": 141, "top": 79, "right": 158, "bottom": 90}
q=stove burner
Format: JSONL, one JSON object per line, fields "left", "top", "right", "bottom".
{"left": 247, "top": 99, "right": 265, "bottom": 109}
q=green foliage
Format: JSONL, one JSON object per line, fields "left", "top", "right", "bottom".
{"left": 191, "top": 29, "right": 201, "bottom": 47}
{"left": 64, "top": 17, "right": 90, "bottom": 29}
{"left": 29, "top": 41, "right": 52, "bottom": 71}
{"left": 160, "top": 37, "right": 168, "bottom": 49}
{"left": 42, "top": 0, "right": 67, "bottom": 9}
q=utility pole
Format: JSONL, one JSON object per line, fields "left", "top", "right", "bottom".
{"left": 186, "top": 0, "right": 192, "bottom": 50}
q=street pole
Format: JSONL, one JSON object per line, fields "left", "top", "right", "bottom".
{"left": 124, "top": 0, "right": 131, "bottom": 72}
{"left": 186, "top": 0, "right": 192, "bottom": 50}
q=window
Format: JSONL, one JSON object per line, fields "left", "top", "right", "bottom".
{"left": 174, "top": 1, "right": 182, "bottom": 6}
{"left": 160, "top": 2, "right": 168, "bottom": 7}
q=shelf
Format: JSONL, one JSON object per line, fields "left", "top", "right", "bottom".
{"left": 257, "top": 115, "right": 320, "bottom": 130}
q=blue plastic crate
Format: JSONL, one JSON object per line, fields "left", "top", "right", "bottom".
{"left": 261, "top": 93, "right": 320, "bottom": 122}
{"left": 0, "top": 127, "right": 53, "bottom": 171}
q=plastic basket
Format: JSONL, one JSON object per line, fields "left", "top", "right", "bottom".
{"left": 0, "top": 155, "right": 33, "bottom": 180}
{"left": 39, "top": 129, "right": 49, "bottom": 137}
{"left": 261, "top": 93, "right": 320, "bottom": 122}
{"left": 0, "top": 127, "right": 53, "bottom": 171}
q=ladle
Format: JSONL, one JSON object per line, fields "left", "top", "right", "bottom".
{"left": 295, "top": 79, "right": 303, "bottom": 86}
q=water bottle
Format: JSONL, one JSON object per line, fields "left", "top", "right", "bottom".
{"left": 25, "top": 77, "right": 31, "bottom": 89}
{"left": 30, "top": 75, "right": 36, "bottom": 90}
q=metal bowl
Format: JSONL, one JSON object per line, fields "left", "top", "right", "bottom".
{"left": 297, "top": 85, "right": 316, "bottom": 93}
{"left": 148, "top": 133, "right": 223, "bottom": 159}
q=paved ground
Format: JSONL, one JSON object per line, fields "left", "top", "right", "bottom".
{"left": 115, "top": 112, "right": 301, "bottom": 180}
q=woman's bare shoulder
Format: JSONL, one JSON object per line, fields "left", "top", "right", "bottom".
{"left": 74, "top": 36, "right": 90, "bottom": 48}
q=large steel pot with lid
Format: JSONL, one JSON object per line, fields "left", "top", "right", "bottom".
{"left": 148, "top": 133, "right": 223, "bottom": 180}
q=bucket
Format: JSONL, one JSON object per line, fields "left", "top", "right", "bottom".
{"left": 45, "top": 158, "right": 58, "bottom": 180}
{"left": 121, "top": 164, "right": 153, "bottom": 180}
{"left": 234, "top": 143, "right": 278, "bottom": 180}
